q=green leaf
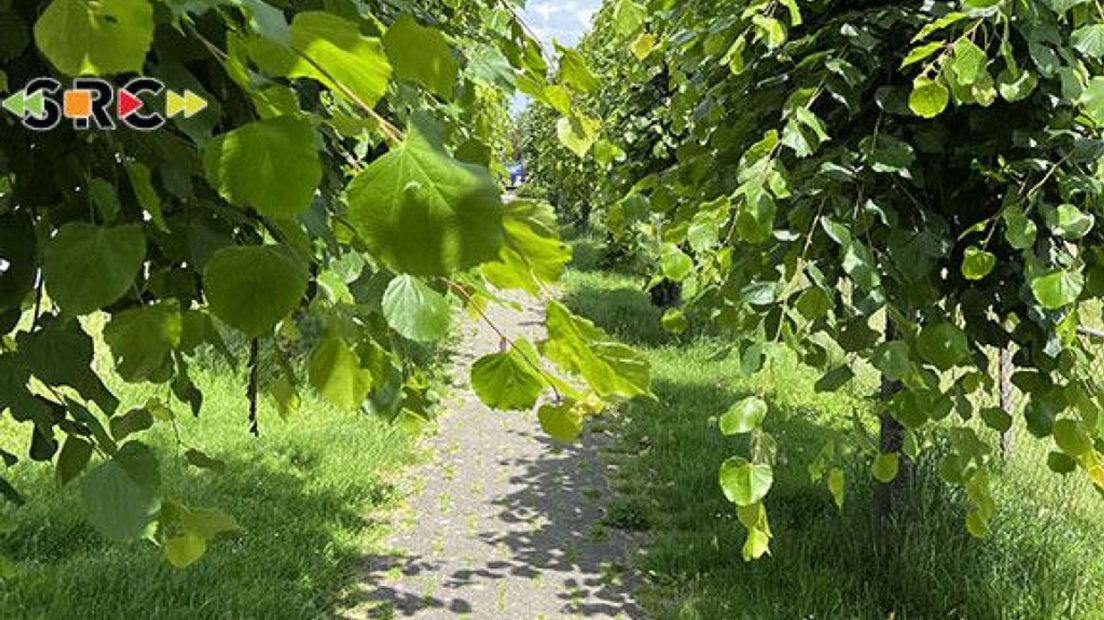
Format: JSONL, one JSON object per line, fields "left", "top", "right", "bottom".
{"left": 997, "top": 68, "right": 1038, "bottom": 102}
{"left": 471, "top": 339, "right": 546, "bottom": 411}
{"left": 980, "top": 407, "right": 1012, "bottom": 433}
{"left": 815, "top": 365, "right": 854, "bottom": 392}
{"left": 556, "top": 114, "right": 601, "bottom": 158}
{"left": 965, "top": 509, "right": 989, "bottom": 538}
{"left": 1072, "top": 24, "right": 1104, "bottom": 59}
{"left": 381, "top": 275, "right": 451, "bottom": 343}
{"left": 961, "top": 246, "right": 996, "bottom": 280}
{"left": 556, "top": 44, "right": 601, "bottom": 94}
{"left": 900, "top": 42, "right": 943, "bottom": 68}
{"left": 56, "top": 435, "right": 93, "bottom": 487}
{"left": 203, "top": 245, "right": 309, "bottom": 338}
{"left": 909, "top": 76, "right": 949, "bottom": 118}
{"left": 158, "top": 498, "right": 240, "bottom": 568}
{"left": 308, "top": 338, "right": 373, "bottom": 411}
{"left": 872, "top": 340, "right": 911, "bottom": 382}
{"left": 110, "top": 408, "right": 154, "bottom": 442}
{"left": 631, "top": 33, "right": 658, "bottom": 60}
{"left": 383, "top": 13, "right": 458, "bottom": 100}
{"left": 203, "top": 116, "right": 322, "bottom": 219}
{"left": 347, "top": 118, "right": 504, "bottom": 277}
{"left": 43, "top": 224, "right": 146, "bottom": 316}
{"left": 719, "top": 457, "right": 773, "bottom": 507}
{"left": 250, "top": 11, "right": 391, "bottom": 108}
{"left": 124, "top": 162, "right": 167, "bottom": 232}
{"left": 1053, "top": 419, "right": 1093, "bottom": 456}
{"left": 34, "top": 0, "right": 154, "bottom": 75}
{"left": 183, "top": 449, "right": 226, "bottom": 473}
{"left": 87, "top": 178, "right": 120, "bottom": 223}
{"left": 104, "top": 301, "right": 183, "bottom": 383}
{"left": 660, "top": 244, "right": 693, "bottom": 281}
{"left": 1052, "top": 204, "right": 1094, "bottom": 240}
{"left": 719, "top": 396, "right": 768, "bottom": 435}
{"left": 871, "top": 452, "right": 900, "bottom": 483}
{"left": 541, "top": 301, "right": 651, "bottom": 400}
{"left": 80, "top": 442, "right": 160, "bottom": 541}
{"left": 660, "top": 308, "right": 688, "bottom": 335}
{"left": 538, "top": 403, "right": 584, "bottom": 443}
{"left": 613, "top": 0, "right": 646, "bottom": 36}
{"left": 917, "top": 322, "right": 969, "bottom": 370}
{"left": 950, "top": 38, "right": 987, "bottom": 86}
{"left": 1004, "top": 206, "right": 1037, "bottom": 250}
{"left": 827, "top": 468, "right": 845, "bottom": 509}
{"left": 270, "top": 377, "right": 301, "bottom": 420}
{"left": 1031, "top": 270, "right": 1084, "bottom": 310}
{"left": 1047, "top": 451, "right": 1078, "bottom": 474}
{"left": 481, "top": 199, "right": 572, "bottom": 294}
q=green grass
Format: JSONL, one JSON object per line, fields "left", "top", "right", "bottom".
{"left": 562, "top": 236, "right": 1104, "bottom": 619}
{"left": 0, "top": 352, "right": 416, "bottom": 619}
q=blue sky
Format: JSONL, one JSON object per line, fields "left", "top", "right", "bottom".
{"left": 519, "top": 0, "right": 602, "bottom": 47}
{"left": 511, "top": 0, "right": 601, "bottom": 114}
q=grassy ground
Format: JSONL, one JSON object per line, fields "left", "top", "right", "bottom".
{"left": 564, "top": 234, "right": 1104, "bottom": 619}
{"left": 0, "top": 344, "right": 416, "bottom": 619}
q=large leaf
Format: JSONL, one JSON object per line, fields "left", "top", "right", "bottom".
{"left": 540, "top": 301, "right": 651, "bottom": 400}
{"left": 556, "top": 44, "right": 601, "bottom": 93}
{"left": 383, "top": 13, "right": 458, "bottom": 100}
{"left": 719, "top": 457, "right": 773, "bottom": 507}
{"left": 471, "top": 339, "right": 546, "bottom": 411}
{"left": 203, "top": 116, "right": 321, "bottom": 219}
{"left": 250, "top": 11, "right": 391, "bottom": 108}
{"left": 104, "top": 301, "right": 183, "bottom": 383}
{"left": 347, "top": 119, "right": 504, "bottom": 276}
{"left": 1031, "top": 269, "right": 1084, "bottom": 310}
{"left": 381, "top": 275, "right": 451, "bottom": 343}
{"left": 34, "top": 0, "right": 154, "bottom": 75}
{"left": 203, "top": 245, "right": 308, "bottom": 338}
{"left": 556, "top": 114, "right": 601, "bottom": 158}
{"left": 538, "top": 403, "right": 584, "bottom": 443}
{"left": 158, "top": 499, "right": 240, "bottom": 568}
{"left": 480, "top": 199, "right": 572, "bottom": 294}
{"left": 80, "top": 442, "right": 161, "bottom": 541}
{"left": 719, "top": 396, "right": 768, "bottom": 435}
{"left": 308, "top": 338, "right": 373, "bottom": 410}
{"left": 43, "top": 224, "right": 146, "bottom": 316}
{"left": 916, "top": 321, "right": 969, "bottom": 371}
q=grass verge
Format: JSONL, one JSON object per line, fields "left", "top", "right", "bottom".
{"left": 563, "top": 234, "right": 1104, "bottom": 619}
{"left": 0, "top": 358, "right": 415, "bottom": 619}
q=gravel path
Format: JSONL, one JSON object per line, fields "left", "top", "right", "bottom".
{"left": 351, "top": 293, "right": 642, "bottom": 619}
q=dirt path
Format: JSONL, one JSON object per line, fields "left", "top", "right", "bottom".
{"left": 352, "top": 292, "right": 641, "bottom": 619}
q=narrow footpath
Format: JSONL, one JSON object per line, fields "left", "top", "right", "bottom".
{"left": 354, "top": 291, "right": 642, "bottom": 619}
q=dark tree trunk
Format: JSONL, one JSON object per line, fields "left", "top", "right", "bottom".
{"left": 577, "top": 201, "right": 591, "bottom": 231}
{"left": 874, "top": 322, "right": 908, "bottom": 535}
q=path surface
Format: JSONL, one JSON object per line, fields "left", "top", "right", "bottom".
{"left": 352, "top": 293, "right": 641, "bottom": 619}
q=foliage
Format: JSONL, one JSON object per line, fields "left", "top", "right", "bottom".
{"left": 559, "top": 0, "right": 1104, "bottom": 558}
{"left": 560, "top": 250, "right": 1104, "bottom": 618}
{"left": 0, "top": 0, "right": 650, "bottom": 570}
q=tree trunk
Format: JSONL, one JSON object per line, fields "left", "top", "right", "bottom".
{"left": 577, "top": 201, "right": 591, "bottom": 231}
{"left": 999, "top": 344, "right": 1016, "bottom": 458}
{"left": 874, "top": 322, "right": 908, "bottom": 535}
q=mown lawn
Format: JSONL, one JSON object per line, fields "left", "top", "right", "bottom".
{"left": 564, "top": 234, "right": 1104, "bottom": 619}
{"left": 0, "top": 350, "right": 416, "bottom": 619}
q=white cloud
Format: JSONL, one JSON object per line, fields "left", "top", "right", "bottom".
{"left": 520, "top": 0, "right": 602, "bottom": 46}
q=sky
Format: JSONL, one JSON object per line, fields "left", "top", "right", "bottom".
{"left": 512, "top": 0, "right": 601, "bottom": 114}
{"left": 519, "top": 0, "right": 602, "bottom": 48}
